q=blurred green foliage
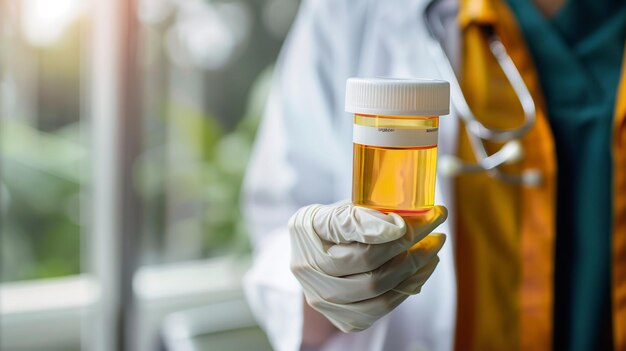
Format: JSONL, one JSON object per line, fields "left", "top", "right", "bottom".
{"left": 134, "top": 67, "right": 272, "bottom": 261}
{"left": 1, "top": 66, "right": 271, "bottom": 282}
{"left": 1, "top": 122, "right": 83, "bottom": 281}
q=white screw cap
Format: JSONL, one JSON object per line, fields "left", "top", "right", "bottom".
{"left": 345, "top": 77, "right": 450, "bottom": 116}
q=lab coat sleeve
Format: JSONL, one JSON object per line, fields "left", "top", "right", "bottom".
{"left": 242, "top": 1, "right": 369, "bottom": 350}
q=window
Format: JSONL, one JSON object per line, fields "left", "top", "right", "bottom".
{"left": 1, "top": 0, "right": 300, "bottom": 349}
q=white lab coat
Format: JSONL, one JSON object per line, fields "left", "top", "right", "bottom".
{"left": 243, "top": 1, "right": 460, "bottom": 350}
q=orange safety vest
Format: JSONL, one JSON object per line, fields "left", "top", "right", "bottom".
{"left": 454, "top": 0, "right": 626, "bottom": 350}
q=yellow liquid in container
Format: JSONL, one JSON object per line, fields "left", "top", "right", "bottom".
{"left": 352, "top": 114, "right": 439, "bottom": 214}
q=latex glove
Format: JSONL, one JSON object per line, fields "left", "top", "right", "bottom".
{"left": 289, "top": 201, "right": 447, "bottom": 332}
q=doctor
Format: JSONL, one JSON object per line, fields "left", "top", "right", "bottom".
{"left": 242, "top": 0, "right": 626, "bottom": 350}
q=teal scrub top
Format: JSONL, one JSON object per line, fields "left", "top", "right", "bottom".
{"left": 504, "top": 0, "right": 626, "bottom": 349}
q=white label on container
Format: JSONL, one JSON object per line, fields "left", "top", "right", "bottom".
{"left": 353, "top": 124, "right": 438, "bottom": 147}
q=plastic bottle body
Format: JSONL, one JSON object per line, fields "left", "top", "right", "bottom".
{"left": 352, "top": 114, "right": 439, "bottom": 214}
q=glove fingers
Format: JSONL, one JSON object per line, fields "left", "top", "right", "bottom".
{"left": 308, "top": 287, "right": 411, "bottom": 333}
{"left": 313, "top": 202, "right": 406, "bottom": 244}
{"left": 319, "top": 208, "right": 447, "bottom": 276}
{"left": 291, "top": 202, "right": 448, "bottom": 334}
{"left": 408, "top": 232, "right": 446, "bottom": 254}
{"left": 306, "top": 234, "right": 445, "bottom": 304}
{"left": 308, "top": 256, "right": 441, "bottom": 333}
{"left": 401, "top": 205, "right": 448, "bottom": 241}
{"left": 392, "top": 254, "right": 440, "bottom": 295}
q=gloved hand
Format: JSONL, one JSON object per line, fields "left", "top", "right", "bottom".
{"left": 288, "top": 201, "right": 447, "bottom": 332}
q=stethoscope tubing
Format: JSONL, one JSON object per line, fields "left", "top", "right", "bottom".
{"left": 424, "top": 12, "right": 542, "bottom": 186}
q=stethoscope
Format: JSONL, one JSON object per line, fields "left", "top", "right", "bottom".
{"left": 424, "top": 0, "right": 543, "bottom": 186}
